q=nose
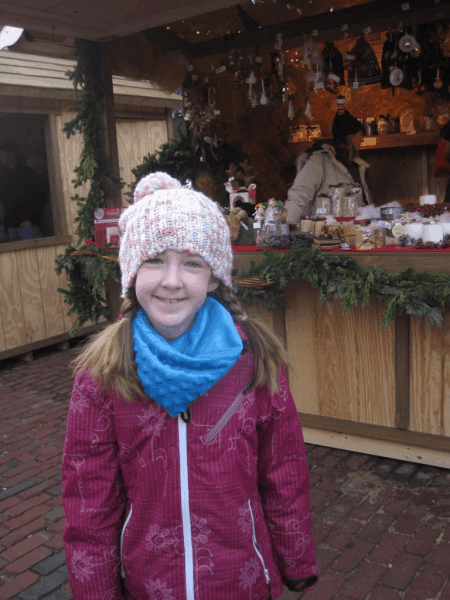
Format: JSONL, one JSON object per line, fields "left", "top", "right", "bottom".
{"left": 161, "top": 264, "right": 182, "bottom": 288}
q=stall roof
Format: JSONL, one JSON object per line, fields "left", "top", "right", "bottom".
{"left": 0, "top": 0, "right": 243, "bottom": 40}
{"left": 0, "top": 48, "right": 183, "bottom": 107}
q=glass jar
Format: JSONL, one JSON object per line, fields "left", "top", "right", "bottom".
{"left": 316, "top": 193, "right": 332, "bottom": 217}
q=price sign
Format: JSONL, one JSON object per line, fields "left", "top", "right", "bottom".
{"left": 215, "top": 65, "right": 226, "bottom": 74}
{"left": 353, "top": 81, "right": 359, "bottom": 89}
{"left": 253, "top": 222, "right": 261, "bottom": 229}
{"left": 341, "top": 24, "right": 348, "bottom": 31}
{"left": 312, "top": 29, "right": 318, "bottom": 36}
{"left": 204, "top": 77, "right": 209, "bottom": 83}
{"left": 256, "top": 56, "right": 262, "bottom": 63}
{"left": 316, "top": 208, "right": 327, "bottom": 215}
{"left": 402, "top": 3, "right": 410, "bottom": 10}
{"left": 214, "top": 109, "right": 221, "bottom": 115}
{"left": 364, "top": 27, "right": 372, "bottom": 35}
{"left": 187, "top": 64, "right": 194, "bottom": 72}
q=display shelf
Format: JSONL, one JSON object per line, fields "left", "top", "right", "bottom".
{"left": 287, "top": 130, "right": 441, "bottom": 154}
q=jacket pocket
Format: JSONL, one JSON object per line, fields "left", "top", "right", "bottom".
{"left": 248, "top": 499, "right": 272, "bottom": 598}
{"left": 204, "top": 378, "right": 254, "bottom": 444}
{"left": 120, "top": 505, "right": 133, "bottom": 579}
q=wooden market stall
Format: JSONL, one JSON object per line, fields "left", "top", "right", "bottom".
{"left": 234, "top": 251, "right": 450, "bottom": 469}
{"left": 0, "top": 49, "right": 182, "bottom": 360}
{"left": 1, "top": 0, "right": 449, "bottom": 467}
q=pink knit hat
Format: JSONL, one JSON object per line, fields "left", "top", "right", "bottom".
{"left": 118, "top": 172, "right": 233, "bottom": 297}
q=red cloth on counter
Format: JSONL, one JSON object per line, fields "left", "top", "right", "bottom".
{"left": 232, "top": 245, "right": 450, "bottom": 253}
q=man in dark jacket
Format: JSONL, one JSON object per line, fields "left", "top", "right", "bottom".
{"left": 0, "top": 140, "right": 47, "bottom": 239}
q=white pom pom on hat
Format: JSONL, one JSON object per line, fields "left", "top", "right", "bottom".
{"left": 118, "top": 171, "right": 233, "bottom": 297}
{"left": 133, "top": 171, "right": 182, "bottom": 203}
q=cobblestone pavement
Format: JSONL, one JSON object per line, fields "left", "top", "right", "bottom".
{"left": 0, "top": 342, "right": 450, "bottom": 600}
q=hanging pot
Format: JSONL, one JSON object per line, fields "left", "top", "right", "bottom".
{"left": 399, "top": 33, "right": 416, "bottom": 53}
{"left": 389, "top": 67, "right": 404, "bottom": 86}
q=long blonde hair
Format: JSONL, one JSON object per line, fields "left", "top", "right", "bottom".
{"left": 74, "top": 283, "right": 290, "bottom": 400}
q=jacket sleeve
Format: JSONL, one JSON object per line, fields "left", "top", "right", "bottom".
{"left": 284, "top": 155, "right": 325, "bottom": 223}
{"left": 256, "top": 366, "right": 318, "bottom": 593}
{"left": 62, "top": 370, "right": 126, "bottom": 600}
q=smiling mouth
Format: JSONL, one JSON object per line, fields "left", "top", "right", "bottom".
{"left": 154, "top": 296, "right": 186, "bottom": 304}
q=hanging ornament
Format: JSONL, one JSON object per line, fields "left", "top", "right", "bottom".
{"left": 288, "top": 94, "right": 295, "bottom": 119}
{"left": 343, "top": 52, "right": 356, "bottom": 71}
{"left": 336, "top": 94, "right": 346, "bottom": 114}
{"left": 326, "top": 73, "right": 341, "bottom": 94}
{"left": 389, "top": 66, "right": 404, "bottom": 86}
{"left": 434, "top": 68, "right": 443, "bottom": 89}
{"left": 398, "top": 31, "right": 416, "bottom": 53}
{"left": 304, "top": 91, "right": 313, "bottom": 120}
{"left": 260, "top": 72, "right": 268, "bottom": 105}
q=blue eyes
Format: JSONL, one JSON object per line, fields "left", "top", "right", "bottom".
{"left": 146, "top": 259, "right": 202, "bottom": 268}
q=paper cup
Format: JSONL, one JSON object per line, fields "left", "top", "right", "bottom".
{"left": 419, "top": 195, "right": 437, "bottom": 205}
{"left": 422, "top": 224, "right": 443, "bottom": 243}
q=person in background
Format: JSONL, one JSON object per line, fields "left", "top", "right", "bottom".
{"left": 437, "top": 121, "right": 450, "bottom": 203}
{"left": 0, "top": 140, "right": 47, "bottom": 240}
{"left": 285, "top": 100, "right": 372, "bottom": 228}
{"left": 62, "top": 172, "right": 318, "bottom": 600}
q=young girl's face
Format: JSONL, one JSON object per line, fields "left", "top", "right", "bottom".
{"left": 135, "top": 249, "right": 219, "bottom": 341}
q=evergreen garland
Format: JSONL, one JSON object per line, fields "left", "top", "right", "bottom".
{"left": 56, "top": 39, "right": 122, "bottom": 333}
{"left": 233, "top": 247, "right": 450, "bottom": 328}
{"left": 129, "top": 131, "right": 249, "bottom": 205}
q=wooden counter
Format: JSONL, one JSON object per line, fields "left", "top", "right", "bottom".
{"left": 233, "top": 251, "right": 450, "bottom": 468}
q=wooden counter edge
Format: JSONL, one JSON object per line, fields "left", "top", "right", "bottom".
{"left": 298, "top": 412, "right": 449, "bottom": 454}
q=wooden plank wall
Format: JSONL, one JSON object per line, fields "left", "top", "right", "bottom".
{"left": 116, "top": 117, "right": 168, "bottom": 204}
{"left": 285, "top": 280, "right": 396, "bottom": 427}
{"left": 0, "top": 103, "right": 170, "bottom": 356}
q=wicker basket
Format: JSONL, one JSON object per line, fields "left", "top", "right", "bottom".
{"left": 233, "top": 276, "right": 276, "bottom": 289}
{"left": 68, "top": 250, "right": 119, "bottom": 264}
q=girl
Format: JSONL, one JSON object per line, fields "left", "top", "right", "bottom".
{"left": 62, "top": 172, "right": 318, "bottom": 600}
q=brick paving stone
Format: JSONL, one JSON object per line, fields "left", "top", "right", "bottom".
{"left": 368, "top": 585, "right": 402, "bottom": 600}
{"left": 423, "top": 542, "right": 450, "bottom": 578}
{"left": 0, "top": 570, "right": 40, "bottom": 600}
{"left": 32, "top": 549, "right": 66, "bottom": 576}
{"left": 356, "top": 513, "right": 396, "bottom": 544}
{"left": 1, "top": 517, "right": 49, "bottom": 548}
{"left": 405, "top": 526, "right": 442, "bottom": 556}
{"left": 4, "top": 546, "right": 52, "bottom": 574}
{"left": 393, "top": 514, "right": 421, "bottom": 536}
{"left": 16, "top": 565, "right": 69, "bottom": 600}
{"left": 403, "top": 571, "right": 447, "bottom": 600}
{"left": 340, "top": 561, "right": 387, "bottom": 600}
{"left": 0, "top": 480, "right": 37, "bottom": 501}
{"left": 324, "top": 519, "right": 363, "bottom": 551}
{"left": 0, "top": 530, "right": 52, "bottom": 562}
{"left": 383, "top": 488, "right": 417, "bottom": 515}
{"left": 298, "top": 572, "right": 346, "bottom": 600}
{"left": 3, "top": 504, "right": 50, "bottom": 529}
{"left": 331, "top": 539, "right": 374, "bottom": 573}
{"left": 369, "top": 532, "right": 409, "bottom": 565}
{"left": 316, "top": 545, "right": 340, "bottom": 571}
{"left": 45, "top": 535, "right": 64, "bottom": 551}
{"left": 382, "top": 552, "right": 424, "bottom": 590}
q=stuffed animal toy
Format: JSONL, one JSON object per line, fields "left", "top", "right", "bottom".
{"left": 226, "top": 207, "right": 253, "bottom": 242}
{"left": 234, "top": 198, "right": 256, "bottom": 218}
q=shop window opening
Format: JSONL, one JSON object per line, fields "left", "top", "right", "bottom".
{"left": 0, "top": 113, "right": 53, "bottom": 242}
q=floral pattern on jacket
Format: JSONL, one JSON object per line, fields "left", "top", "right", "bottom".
{"left": 62, "top": 324, "right": 318, "bottom": 600}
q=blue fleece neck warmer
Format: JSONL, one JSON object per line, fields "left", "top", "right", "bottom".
{"left": 132, "top": 297, "right": 243, "bottom": 417}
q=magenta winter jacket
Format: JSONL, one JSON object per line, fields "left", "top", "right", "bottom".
{"left": 62, "top": 324, "right": 318, "bottom": 600}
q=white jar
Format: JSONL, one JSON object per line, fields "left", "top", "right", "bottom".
{"left": 422, "top": 224, "right": 443, "bottom": 243}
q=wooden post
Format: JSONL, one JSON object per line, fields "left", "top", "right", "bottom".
{"left": 98, "top": 40, "right": 122, "bottom": 321}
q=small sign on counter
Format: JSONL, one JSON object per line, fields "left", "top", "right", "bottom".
{"left": 360, "top": 137, "right": 377, "bottom": 147}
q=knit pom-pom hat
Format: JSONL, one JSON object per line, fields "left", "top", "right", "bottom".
{"left": 118, "top": 172, "right": 233, "bottom": 297}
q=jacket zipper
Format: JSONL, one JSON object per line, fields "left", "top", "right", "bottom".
{"left": 120, "top": 505, "right": 133, "bottom": 578}
{"left": 248, "top": 500, "right": 272, "bottom": 599}
{"left": 178, "top": 415, "right": 195, "bottom": 600}
{"left": 204, "top": 378, "right": 254, "bottom": 444}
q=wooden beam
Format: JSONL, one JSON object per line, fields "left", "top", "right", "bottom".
{"left": 99, "top": 40, "right": 122, "bottom": 322}
{"left": 298, "top": 412, "right": 450, "bottom": 453}
{"left": 0, "top": 235, "right": 72, "bottom": 254}
{"left": 188, "top": 0, "right": 450, "bottom": 57}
